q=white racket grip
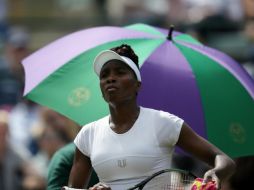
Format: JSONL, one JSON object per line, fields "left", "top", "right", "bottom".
{"left": 61, "top": 186, "right": 87, "bottom": 190}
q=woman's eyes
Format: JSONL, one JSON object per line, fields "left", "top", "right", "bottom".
{"left": 100, "top": 69, "right": 127, "bottom": 79}
{"left": 100, "top": 72, "right": 108, "bottom": 79}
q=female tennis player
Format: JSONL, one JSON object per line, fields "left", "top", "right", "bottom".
{"left": 67, "top": 44, "right": 235, "bottom": 190}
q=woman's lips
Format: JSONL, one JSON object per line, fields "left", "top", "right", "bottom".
{"left": 106, "top": 86, "right": 118, "bottom": 92}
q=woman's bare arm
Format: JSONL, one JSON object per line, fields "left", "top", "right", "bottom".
{"left": 177, "top": 122, "right": 236, "bottom": 188}
{"left": 68, "top": 148, "right": 93, "bottom": 188}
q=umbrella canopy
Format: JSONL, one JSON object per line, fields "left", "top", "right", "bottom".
{"left": 22, "top": 23, "right": 254, "bottom": 158}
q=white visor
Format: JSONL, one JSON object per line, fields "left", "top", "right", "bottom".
{"left": 93, "top": 50, "right": 141, "bottom": 82}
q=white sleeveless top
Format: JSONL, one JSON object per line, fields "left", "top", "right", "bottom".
{"left": 74, "top": 107, "right": 183, "bottom": 190}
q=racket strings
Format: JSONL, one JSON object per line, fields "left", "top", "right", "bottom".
{"left": 143, "top": 171, "right": 195, "bottom": 190}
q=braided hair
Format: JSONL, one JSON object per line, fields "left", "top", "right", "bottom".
{"left": 110, "top": 44, "right": 139, "bottom": 69}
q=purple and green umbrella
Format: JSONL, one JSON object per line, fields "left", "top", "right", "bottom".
{"left": 22, "top": 23, "right": 254, "bottom": 158}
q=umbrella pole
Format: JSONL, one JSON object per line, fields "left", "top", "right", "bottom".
{"left": 167, "top": 25, "right": 174, "bottom": 41}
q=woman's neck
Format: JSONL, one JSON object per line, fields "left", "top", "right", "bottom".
{"left": 109, "top": 101, "right": 140, "bottom": 126}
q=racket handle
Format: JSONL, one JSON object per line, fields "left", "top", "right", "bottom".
{"left": 61, "top": 186, "right": 87, "bottom": 190}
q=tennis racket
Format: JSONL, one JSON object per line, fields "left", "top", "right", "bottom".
{"left": 127, "top": 168, "right": 197, "bottom": 190}
{"left": 62, "top": 168, "right": 197, "bottom": 190}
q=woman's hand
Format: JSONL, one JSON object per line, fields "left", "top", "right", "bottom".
{"left": 203, "top": 154, "right": 236, "bottom": 190}
{"left": 88, "top": 182, "right": 111, "bottom": 190}
{"left": 203, "top": 169, "right": 220, "bottom": 189}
